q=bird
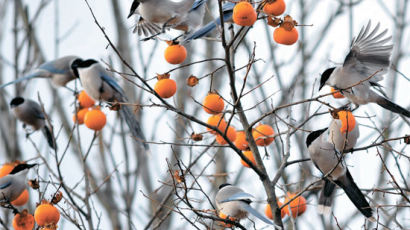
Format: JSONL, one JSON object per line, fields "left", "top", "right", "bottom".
{"left": 328, "top": 110, "right": 360, "bottom": 152}
{"left": 10, "top": 97, "right": 57, "bottom": 150}
{"left": 319, "top": 21, "right": 410, "bottom": 117}
{"left": 0, "top": 163, "right": 36, "bottom": 204}
{"left": 306, "top": 128, "right": 374, "bottom": 220}
{"left": 127, "top": 0, "right": 206, "bottom": 37}
{"left": 70, "top": 58, "right": 148, "bottom": 150}
{"left": 183, "top": 2, "right": 235, "bottom": 42}
{"left": 0, "top": 56, "right": 80, "bottom": 90}
{"left": 215, "top": 183, "right": 277, "bottom": 226}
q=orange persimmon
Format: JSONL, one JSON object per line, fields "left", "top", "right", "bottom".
{"left": 337, "top": 111, "right": 356, "bottom": 133}
{"left": 284, "top": 193, "right": 307, "bottom": 218}
{"left": 34, "top": 200, "right": 60, "bottom": 227}
{"left": 11, "top": 189, "right": 29, "bottom": 206}
{"left": 154, "top": 78, "right": 177, "bottom": 98}
{"left": 234, "top": 131, "right": 249, "bottom": 150}
{"left": 0, "top": 162, "right": 15, "bottom": 178}
{"left": 263, "top": 0, "right": 286, "bottom": 16}
{"left": 203, "top": 93, "right": 224, "bottom": 114}
{"left": 252, "top": 124, "right": 275, "bottom": 146}
{"left": 215, "top": 126, "right": 237, "bottom": 145}
{"left": 84, "top": 108, "right": 107, "bottom": 131}
{"left": 240, "top": 150, "right": 256, "bottom": 168}
{"left": 206, "top": 114, "right": 227, "bottom": 134}
{"left": 265, "top": 201, "right": 286, "bottom": 219}
{"left": 78, "top": 90, "right": 95, "bottom": 108}
{"left": 274, "top": 26, "right": 298, "bottom": 45}
{"left": 72, "top": 107, "right": 89, "bottom": 125}
{"left": 233, "top": 1, "right": 257, "bottom": 26}
{"left": 12, "top": 209, "right": 35, "bottom": 230}
{"left": 330, "top": 87, "right": 344, "bottom": 99}
{"left": 164, "top": 44, "right": 187, "bottom": 64}
{"left": 218, "top": 212, "right": 236, "bottom": 228}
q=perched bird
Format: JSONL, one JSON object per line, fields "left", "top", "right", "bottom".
{"left": 0, "top": 56, "right": 80, "bottom": 90}
{"left": 70, "top": 58, "right": 148, "bottom": 150}
{"left": 215, "top": 183, "right": 276, "bottom": 226}
{"left": 0, "top": 163, "right": 36, "bottom": 204}
{"left": 306, "top": 129, "right": 374, "bottom": 220}
{"left": 10, "top": 97, "right": 57, "bottom": 150}
{"left": 183, "top": 2, "right": 235, "bottom": 42}
{"left": 128, "top": 0, "right": 206, "bottom": 36}
{"left": 319, "top": 21, "right": 410, "bottom": 117}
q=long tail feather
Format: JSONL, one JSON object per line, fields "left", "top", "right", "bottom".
{"left": 42, "top": 126, "right": 57, "bottom": 150}
{"left": 119, "top": 105, "right": 149, "bottom": 150}
{"left": 376, "top": 97, "right": 410, "bottom": 117}
{"left": 335, "top": 170, "right": 373, "bottom": 218}
{"left": 0, "top": 72, "right": 41, "bottom": 89}
{"left": 317, "top": 179, "right": 336, "bottom": 215}
{"left": 242, "top": 204, "right": 274, "bottom": 225}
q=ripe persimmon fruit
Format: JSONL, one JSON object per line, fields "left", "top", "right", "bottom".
{"left": 164, "top": 44, "right": 187, "bottom": 64}
{"left": 234, "top": 131, "right": 249, "bottom": 150}
{"left": 263, "top": 0, "right": 286, "bottom": 16}
{"left": 252, "top": 124, "right": 275, "bottom": 146}
{"left": 13, "top": 209, "right": 35, "bottom": 230}
{"left": 274, "top": 26, "right": 298, "bottom": 45}
{"left": 11, "top": 189, "right": 29, "bottom": 206}
{"left": 84, "top": 108, "right": 107, "bottom": 131}
{"left": 154, "top": 78, "right": 177, "bottom": 98}
{"left": 215, "top": 126, "right": 237, "bottom": 145}
{"left": 72, "top": 108, "right": 89, "bottom": 125}
{"left": 206, "top": 114, "right": 227, "bottom": 134}
{"left": 284, "top": 193, "right": 307, "bottom": 218}
{"left": 330, "top": 87, "right": 344, "bottom": 98}
{"left": 203, "top": 93, "right": 224, "bottom": 114}
{"left": 78, "top": 90, "right": 95, "bottom": 108}
{"left": 218, "top": 212, "right": 236, "bottom": 228}
{"left": 240, "top": 150, "right": 256, "bottom": 168}
{"left": 34, "top": 200, "right": 60, "bottom": 227}
{"left": 337, "top": 111, "right": 356, "bottom": 133}
{"left": 233, "top": 1, "right": 257, "bottom": 26}
{"left": 0, "top": 162, "right": 15, "bottom": 178}
{"left": 265, "top": 201, "right": 286, "bottom": 219}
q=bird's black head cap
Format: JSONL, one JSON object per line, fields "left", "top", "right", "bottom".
{"left": 9, "top": 163, "right": 37, "bottom": 175}
{"left": 71, "top": 58, "right": 97, "bottom": 78}
{"left": 306, "top": 128, "right": 328, "bottom": 147}
{"left": 10, "top": 97, "right": 25, "bottom": 108}
{"left": 218, "top": 183, "right": 231, "bottom": 190}
{"left": 128, "top": 0, "right": 140, "bottom": 18}
{"left": 319, "top": 67, "right": 336, "bottom": 91}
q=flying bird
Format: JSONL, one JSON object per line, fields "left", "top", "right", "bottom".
{"left": 70, "top": 58, "right": 148, "bottom": 150}
{"left": 306, "top": 128, "right": 374, "bottom": 220}
{"left": 215, "top": 183, "right": 279, "bottom": 227}
{"left": 0, "top": 56, "right": 80, "bottom": 90}
{"left": 10, "top": 97, "right": 57, "bottom": 150}
{"left": 0, "top": 163, "right": 36, "bottom": 204}
{"left": 319, "top": 21, "right": 410, "bottom": 117}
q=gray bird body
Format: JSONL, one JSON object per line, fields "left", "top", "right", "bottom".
{"left": 0, "top": 56, "right": 79, "bottom": 89}
{"left": 320, "top": 21, "right": 410, "bottom": 117}
{"left": 72, "top": 59, "right": 148, "bottom": 150}
{"left": 215, "top": 184, "right": 275, "bottom": 225}
{"left": 10, "top": 97, "right": 56, "bottom": 149}
{"left": 306, "top": 129, "right": 373, "bottom": 219}
{"left": 0, "top": 165, "right": 34, "bottom": 203}
{"left": 328, "top": 119, "right": 359, "bottom": 152}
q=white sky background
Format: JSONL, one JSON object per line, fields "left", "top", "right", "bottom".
{"left": 1, "top": 0, "right": 409, "bottom": 229}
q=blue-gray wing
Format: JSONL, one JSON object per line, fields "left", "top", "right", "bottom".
{"left": 26, "top": 99, "right": 45, "bottom": 120}
{"left": 0, "top": 178, "right": 12, "bottom": 190}
{"left": 38, "top": 56, "right": 78, "bottom": 74}
{"left": 100, "top": 71, "right": 126, "bottom": 98}
{"left": 221, "top": 192, "right": 254, "bottom": 203}
{"left": 190, "top": 0, "right": 207, "bottom": 12}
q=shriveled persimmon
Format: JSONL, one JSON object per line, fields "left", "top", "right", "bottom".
{"left": 12, "top": 209, "right": 35, "bottom": 230}
{"left": 11, "top": 189, "right": 29, "bottom": 206}
{"left": 337, "top": 111, "right": 356, "bottom": 133}
{"left": 154, "top": 78, "right": 177, "bottom": 98}
{"left": 233, "top": 1, "right": 257, "bottom": 26}
{"left": 78, "top": 90, "right": 95, "bottom": 108}
{"left": 263, "top": 0, "right": 286, "bottom": 16}
{"left": 203, "top": 93, "right": 224, "bottom": 114}
{"left": 215, "top": 126, "right": 237, "bottom": 145}
{"left": 164, "top": 44, "right": 187, "bottom": 64}
{"left": 240, "top": 150, "right": 256, "bottom": 168}
{"left": 265, "top": 201, "right": 286, "bottom": 219}
{"left": 330, "top": 87, "right": 344, "bottom": 98}
{"left": 72, "top": 107, "right": 89, "bottom": 125}
{"left": 252, "top": 124, "right": 275, "bottom": 146}
{"left": 34, "top": 200, "right": 60, "bottom": 227}
{"left": 234, "top": 131, "right": 249, "bottom": 150}
{"left": 84, "top": 108, "right": 107, "bottom": 131}
{"left": 206, "top": 114, "right": 227, "bottom": 134}
{"left": 284, "top": 193, "right": 307, "bottom": 218}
